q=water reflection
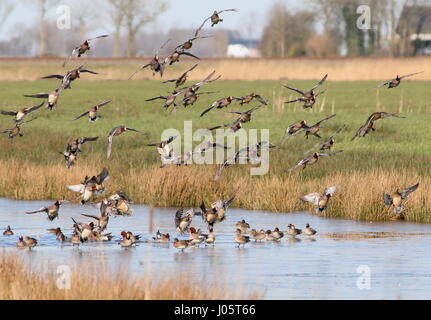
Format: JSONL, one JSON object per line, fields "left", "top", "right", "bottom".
{"left": 1, "top": 198, "right": 431, "bottom": 299}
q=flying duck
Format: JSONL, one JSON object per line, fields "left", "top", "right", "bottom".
{"left": 26, "top": 200, "right": 68, "bottom": 221}
{"left": 373, "top": 71, "right": 424, "bottom": 89}
{"left": 284, "top": 74, "right": 328, "bottom": 109}
{"left": 0, "top": 102, "right": 44, "bottom": 122}
{"left": 286, "top": 151, "right": 343, "bottom": 172}
{"left": 301, "top": 186, "right": 338, "bottom": 213}
{"left": 384, "top": 183, "right": 419, "bottom": 219}
{"left": 128, "top": 39, "right": 170, "bottom": 79}
{"left": 162, "top": 64, "right": 198, "bottom": 88}
{"left": 24, "top": 87, "right": 63, "bottom": 110}
{"left": 107, "top": 126, "right": 145, "bottom": 159}
{"left": 42, "top": 65, "right": 99, "bottom": 90}
{"left": 73, "top": 100, "right": 112, "bottom": 122}
{"left": 63, "top": 35, "right": 109, "bottom": 67}
{"left": 2, "top": 117, "right": 37, "bottom": 140}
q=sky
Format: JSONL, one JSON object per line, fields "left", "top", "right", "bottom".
{"left": 1, "top": 0, "right": 305, "bottom": 41}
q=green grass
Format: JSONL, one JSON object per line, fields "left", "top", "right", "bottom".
{"left": 0, "top": 78, "right": 430, "bottom": 222}
{"left": 0, "top": 78, "right": 430, "bottom": 170}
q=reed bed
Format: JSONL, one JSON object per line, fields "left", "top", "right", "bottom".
{"left": 0, "top": 159, "right": 429, "bottom": 223}
{"left": 0, "top": 252, "right": 257, "bottom": 300}
{"left": 1, "top": 57, "right": 431, "bottom": 81}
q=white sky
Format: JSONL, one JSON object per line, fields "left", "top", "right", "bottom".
{"left": 1, "top": 0, "right": 306, "bottom": 40}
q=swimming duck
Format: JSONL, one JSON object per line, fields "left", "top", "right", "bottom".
{"left": 42, "top": 65, "right": 99, "bottom": 90}
{"left": 72, "top": 218, "right": 95, "bottom": 242}
{"left": 284, "top": 74, "right": 328, "bottom": 109}
{"left": 197, "top": 9, "right": 239, "bottom": 30}
{"left": 301, "top": 186, "right": 338, "bottom": 213}
{"left": 205, "top": 229, "right": 216, "bottom": 245}
{"left": 2, "top": 117, "right": 37, "bottom": 140}
{"left": 67, "top": 168, "right": 110, "bottom": 204}
{"left": 24, "top": 87, "right": 63, "bottom": 110}
{"left": 287, "top": 224, "right": 302, "bottom": 236}
{"left": 373, "top": 71, "right": 424, "bottom": 89}
{"left": 189, "top": 227, "right": 205, "bottom": 246}
{"left": 3, "top": 225, "right": 13, "bottom": 236}
{"left": 63, "top": 35, "right": 109, "bottom": 66}
{"left": 233, "top": 93, "right": 268, "bottom": 105}
{"left": 120, "top": 231, "right": 134, "bottom": 248}
{"left": 235, "top": 228, "right": 250, "bottom": 248}
{"left": 125, "top": 231, "right": 141, "bottom": 244}
{"left": 351, "top": 112, "right": 405, "bottom": 141}
{"left": 304, "top": 224, "right": 317, "bottom": 236}
{"left": 173, "top": 238, "right": 191, "bottom": 251}
{"left": 200, "top": 96, "right": 235, "bottom": 117}
{"left": 26, "top": 200, "right": 68, "bottom": 221}
{"left": 303, "top": 114, "right": 336, "bottom": 139}
{"left": 265, "top": 230, "right": 278, "bottom": 241}
{"left": 128, "top": 39, "right": 170, "bottom": 79}
{"left": 107, "top": 126, "right": 145, "bottom": 159}
{"left": 175, "top": 208, "right": 195, "bottom": 234}
{"left": 235, "top": 219, "right": 250, "bottom": 233}
{"left": 17, "top": 236, "right": 26, "bottom": 248}
{"left": 81, "top": 202, "right": 110, "bottom": 233}
{"left": 50, "top": 227, "right": 67, "bottom": 242}
{"left": 286, "top": 151, "right": 343, "bottom": 172}
{"left": 71, "top": 232, "right": 81, "bottom": 245}
{"left": 271, "top": 227, "right": 284, "bottom": 240}
{"left": 384, "top": 183, "right": 419, "bottom": 219}
{"left": 73, "top": 100, "right": 112, "bottom": 122}
{"left": 24, "top": 236, "right": 38, "bottom": 249}
{"left": 0, "top": 102, "right": 44, "bottom": 123}
{"left": 250, "top": 229, "right": 266, "bottom": 242}
{"left": 152, "top": 230, "right": 170, "bottom": 243}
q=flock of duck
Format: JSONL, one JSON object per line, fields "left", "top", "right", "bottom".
{"left": 0, "top": 8, "right": 424, "bottom": 251}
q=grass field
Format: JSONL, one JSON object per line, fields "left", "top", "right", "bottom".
{"left": 0, "top": 60, "right": 431, "bottom": 222}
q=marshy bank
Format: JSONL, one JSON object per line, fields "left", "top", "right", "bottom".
{"left": 0, "top": 78, "right": 430, "bottom": 223}
{"left": 0, "top": 253, "right": 257, "bottom": 300}
{"left": 0, "top": 160, "right": 430, "bottom": 223}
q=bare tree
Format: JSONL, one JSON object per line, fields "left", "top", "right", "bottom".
{"left": 26, "top": 0, "right": 59, "bottom": 56}
{"left": 0, "top": 0, "right": 14, "bottom": 31}
{"left": 107, "top": 0, "right": 126, "bottom": 57}
{"left": 107, "top": 0, "right": 167, "bottom": 57}
{"left": 260, "top": 2, "right": 314, "bottom": 57}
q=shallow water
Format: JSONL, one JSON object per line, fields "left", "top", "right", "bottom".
{"left": 1, "top": 197, "right": 431, "bottom": 300}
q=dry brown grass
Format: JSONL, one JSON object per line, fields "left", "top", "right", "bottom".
{"left": 1, "top": 57, "right": 431, "bottom": 81}
{"left": 0, "top": 252, "right": 257, "bottom": 300}
{"left": 0, "top": 159, "right": 429, "bottom": 223}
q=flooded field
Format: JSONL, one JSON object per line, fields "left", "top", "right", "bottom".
{"left": 1, "top": 198, "right": 431, "bottom": 299}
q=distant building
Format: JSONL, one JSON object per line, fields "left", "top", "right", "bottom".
{"left": 397, "top": 5, "right": 431, "bottom": 55}
{"left": 225, "top": 30, "right": 261, "bottom": 58}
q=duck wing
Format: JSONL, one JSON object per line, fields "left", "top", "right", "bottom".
{"left": 401, "top": 183, "right": 419, "bottom": 199}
